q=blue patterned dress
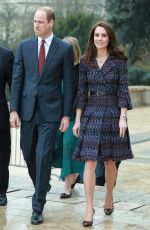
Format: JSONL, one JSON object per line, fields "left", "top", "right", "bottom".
{"left": 73, "top": 56, "right": 134, "bottom": 162}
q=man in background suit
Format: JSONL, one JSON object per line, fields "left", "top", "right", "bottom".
{"left": 10, "top": 6, "right": 74, "bottom": 224}
{"left": 0, "top": 46, "right": 14, "bottom": 206}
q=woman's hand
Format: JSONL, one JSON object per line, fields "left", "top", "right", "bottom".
{"left": 119, "top": 116, "right": 127, "bottom": 138}
{"left": 73, "top": 121, "right": 80, "bottom": 137}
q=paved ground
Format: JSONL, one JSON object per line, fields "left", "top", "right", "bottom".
{"left": 0, "top": 106, "right": 150, "bottom": 230}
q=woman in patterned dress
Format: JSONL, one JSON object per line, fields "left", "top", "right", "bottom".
{"left": 73, "top": 21, "right": 134, "bottom": 227}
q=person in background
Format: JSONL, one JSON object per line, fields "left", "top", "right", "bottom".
{"left": 0, "top": 46, "right": 14, "bottom": 206}
{"left": 55, "top": 37, "right": 84, "bottom": 199}
{"left": 73, "top": 21, "right": 133, "bottom": 227}
{"left": 9, "top": 6, "right": 74, "bottom": 225}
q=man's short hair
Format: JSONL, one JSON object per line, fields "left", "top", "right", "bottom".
{"left": 36, "top": 6, "right": 55, "bottom": 21}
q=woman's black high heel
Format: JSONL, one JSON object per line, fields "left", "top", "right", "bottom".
{"left": 71, "top": 174, "right": 80, "bottom": 189}
{"left": 82, "top": 209, "right": 95, "bottom": 227}
{"left": 104, "top": 204, "right": 114, "bottom": 215}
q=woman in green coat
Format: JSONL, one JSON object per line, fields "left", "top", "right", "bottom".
{"left": 59, "top": 37, "right": 84, "bottom": 198}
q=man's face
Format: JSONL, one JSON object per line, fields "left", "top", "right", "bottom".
{"left": 34, "top": 10, "right": 54, "bottom": 39}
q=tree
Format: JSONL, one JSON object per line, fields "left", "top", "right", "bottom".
{"left": 0, "top": 1, "right": 100, "bottom": 53}
{"left": 0, "top": 3, "right": 34, "bottom": 51}
{"left": 53, "top": 12, "right": 97, "bottom": 53}
{"left": 0, "top": 3, "right": 18, "bottom": 48}
{"left": 106, "top": 0, "right": 150, "bottom": 64}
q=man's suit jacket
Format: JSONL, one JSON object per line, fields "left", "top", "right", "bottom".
{"left": 10, "top": 35, "right": 74, "bottom": 122}
{"left": 0, "top": 46, "right": 14, "bottom": 129}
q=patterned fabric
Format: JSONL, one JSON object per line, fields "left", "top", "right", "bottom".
{"left": 73, "top": 56, "right": 133, "bottom": 162}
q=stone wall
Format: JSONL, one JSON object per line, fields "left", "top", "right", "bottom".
{"left": 129, "top": 86, "right": 150, "bottom": 107}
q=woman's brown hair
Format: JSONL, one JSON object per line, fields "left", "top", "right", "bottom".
{"left": 83, "top": 21, "right": 127, "bottom": 62}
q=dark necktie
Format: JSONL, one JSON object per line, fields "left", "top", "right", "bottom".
{"left": 38, "top": 40, "right": 45, "bottom": 74}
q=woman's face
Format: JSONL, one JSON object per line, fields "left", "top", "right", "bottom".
{"left": 94, "top": 26, "right": 109, "bottom": 50}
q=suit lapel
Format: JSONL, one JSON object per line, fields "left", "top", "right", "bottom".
{"left": 31, "top": 37, "right": 39, "bottom": 78}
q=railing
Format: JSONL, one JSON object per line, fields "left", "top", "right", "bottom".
{"left": 10, "top": 128, "right": 26, "bottom": 167}
{"left": 10, "top": 127, "right": 60, "bottom": 181}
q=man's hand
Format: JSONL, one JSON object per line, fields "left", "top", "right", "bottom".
{"left": 10, "top": 111, "right": 20, "bottom": 128}
{"left": 59, "top": 116, "right": 70, "bottom": 132}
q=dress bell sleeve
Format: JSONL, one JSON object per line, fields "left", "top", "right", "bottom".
{"left": 118, "top": 59, "right": 132, "bottom": 110}
{"left": 74, "top": 59, "right": 88, "bottom": 110}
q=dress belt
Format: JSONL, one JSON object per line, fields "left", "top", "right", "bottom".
{"left": 89, "top": 91, "right": 117, "bottom": 96}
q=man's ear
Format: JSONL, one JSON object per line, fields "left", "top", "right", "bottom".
{"left": 49, "top": 19, "right": 54, "bottom": 27}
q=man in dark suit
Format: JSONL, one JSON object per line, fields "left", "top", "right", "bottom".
{"left": 10, "top": 6, "right": 74, "bottom": 224}
{"left": 0, "top": 46, "right": 14, "bottom": 206}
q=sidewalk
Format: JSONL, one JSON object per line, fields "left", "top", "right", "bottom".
{"left": 0, "top": 106, "right": 150, "bottom": 230}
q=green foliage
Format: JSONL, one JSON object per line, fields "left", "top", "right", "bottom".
{"left": 138, "top": 63, "right": 150, "bottom": 72}
{"left": 53, "top": 12, "right": 96, "bottom": 53}
{"left": 143, "top": 73, "right": 150, "bottom": 85}
{"left": 128, "top": 66, "right": 150, "bottom": 86}
{"left": 106, "top": 0, "right": 150, "bottom": 64}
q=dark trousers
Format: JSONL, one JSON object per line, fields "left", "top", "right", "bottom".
{"left": 0, "top": 128, "right": 11, "bottom": 193}
{"left": 21, "top": 105, "right": 59, "bottom": 213}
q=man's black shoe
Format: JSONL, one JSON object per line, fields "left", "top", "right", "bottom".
{"left": 0, "top": 193, "right": 7, "bottom": 206}
{"left": 31, "top": 211, "right": 43, "bottom": 225}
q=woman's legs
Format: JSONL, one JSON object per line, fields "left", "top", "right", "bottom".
{"left": 104, "top": 160, "right": 117, "bottom": 209}
{"left": 83, "top": 160, "right": 97, "bottom": 221}
{"left": 64, "top": 173, "right": 78, "bottom": 194}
